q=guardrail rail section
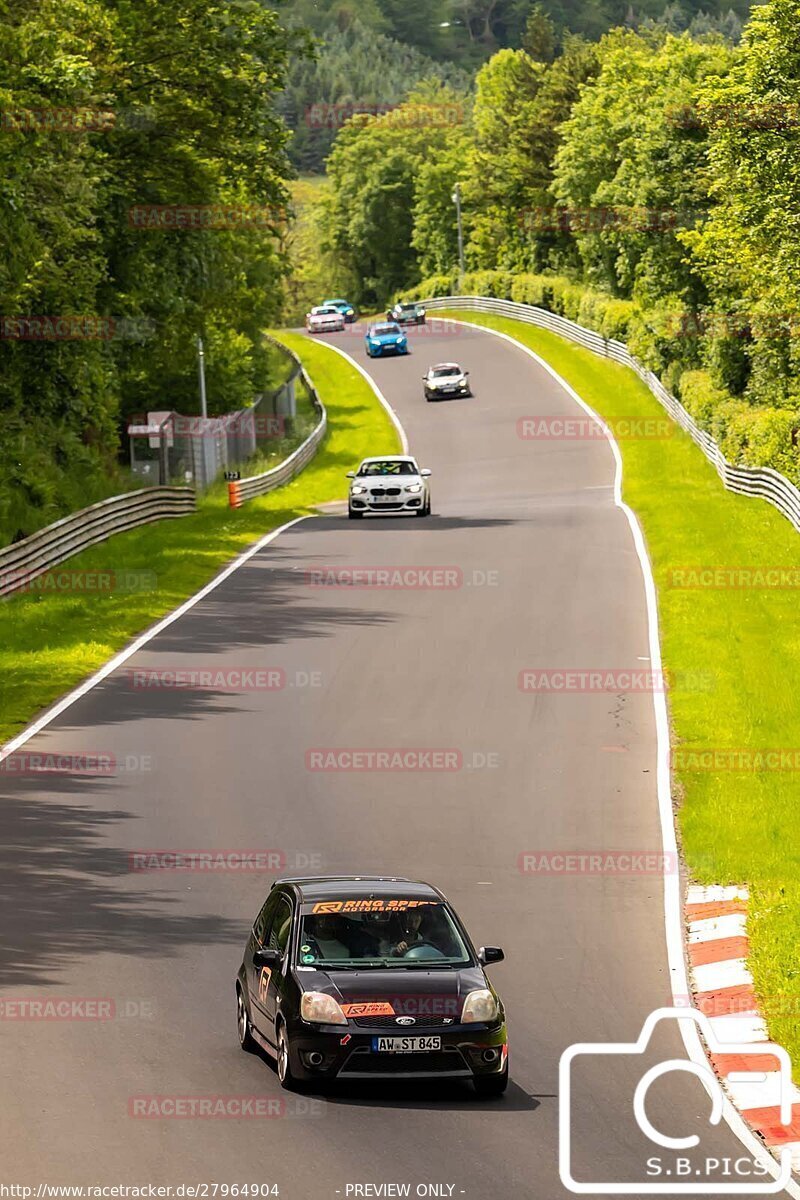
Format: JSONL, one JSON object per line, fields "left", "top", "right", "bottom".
{"left": 424, "top": 295, "right": 800, "bottom": 535}
{"left": 0, "top": 487, "right": 196, "bottom": 598}
{"left": 228, "top": 346, "right": 327, "bottom": 508}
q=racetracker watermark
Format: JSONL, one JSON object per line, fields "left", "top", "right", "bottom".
{"left": 517, "top": 416, "right": 672, "bottom": 441}
{"left": 674, "top": 748, "right": 800, "bottom": 772}
{"left": 518, "top": 851, "right": 677, "bottom": 875}
{"left": 0, "top": 997, "right": 155, "bottom": 1020}
{"left": 304, "top": 567, "right": 499, "bottom": 589}
{"left": 0, "top": 315, "right": 155, "bottom": 341}
{"left": 304, "top": 102, "right": 463, "bottom": 129}
{"left": 129, "top": 850, "right": 322, "bottom": 872}
{"left": 305, "top": 749, "right": 499, "bottom": 772}
{"left": 0, "top": 569, "right": 157, "bottom": 595}
{"left": 0, "top": 752, "right": 153, "bottom": 775}
{"left": 129, "top": 1096, "right": 324, "bottom": 1119}
{"left": 665, "top": 313, "right": 800, "bottom": 339}
{"left": 668, "top": 566, "right": 800, "bottom": 589}
{"left": 128, "top": 205, "right": 287, "bottom": 231}
{"left": 518, "top": 669, "right": 714, "bottom": 693}
{"left": 517, "top": 206, "right": 696, "bottom": 233}
{"left": 0, "top": 106, "right": 156, "bottom": 133}
{"left": 127, "top": 668, "right": 287, "bottom": 691}
{"left": 675, "top": 993, "right": 800, "bottom": 1019}
{"left": 666, "top": 101, "right": 800, "bottom": 131}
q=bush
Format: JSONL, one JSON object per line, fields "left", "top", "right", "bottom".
{"left": 680, "top": 371, "right": 730, "bottom": 429}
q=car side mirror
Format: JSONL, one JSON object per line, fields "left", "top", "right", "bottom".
{"left": 478, "top": 946, "right": 504, "bottom": 966}
{"left": 420, "top": 469, "right": 432, "bottom": 478}
{"left": 346, "top": 471, "right": 355, "bottom": 479}
{"left": 253, "top": 946, "right": 280, "bottom": 968}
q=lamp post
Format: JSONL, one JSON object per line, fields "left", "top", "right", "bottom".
{"left": 197, "top": 336, "right": 208, "bottom": 419}
{"left": 452, "top": 182, "right": 466, "bottom": 290}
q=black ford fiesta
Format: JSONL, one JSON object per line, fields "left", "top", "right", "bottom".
{"left": 236, "top": 876, "right": 508, "bottom": 1096}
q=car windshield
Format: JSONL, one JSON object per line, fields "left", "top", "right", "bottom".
{"left": 313, "top": 307, "right": 338, "bottom": 315}
{"left": 372, "top": 324, "right": 400, "bottom": 336}
{"left": 358, "top": 460, "right": 417, "bottom": 476}
{"left": 400, "top": 304, "right": 418, "bottom": 312}
{"left": 432, "top": 366, "right": 460, "bottom": 378}
{"left": 297, "top": 900, "right": 471, "bottom": 969}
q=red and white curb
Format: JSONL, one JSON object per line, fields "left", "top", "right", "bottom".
{"left": 686, "top": 884, "right": 800, "bottom": 1173}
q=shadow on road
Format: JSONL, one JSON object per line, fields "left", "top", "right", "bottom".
{"left": 0, "top": 790, "right": 242, "bottom": 987}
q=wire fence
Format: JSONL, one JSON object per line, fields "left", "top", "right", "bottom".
{"left": 423, "top": 295, "right": 800, "bottom": 536}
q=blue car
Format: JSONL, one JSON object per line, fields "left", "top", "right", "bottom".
{"left": 324, "top": 298, "right": 357, "bottom": 324}
{"left": 365, "top": 321, "right": 408, "bottom": 358}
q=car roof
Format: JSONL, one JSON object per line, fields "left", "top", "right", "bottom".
{"left": 398, "top": 301, "right": 420, "bottom": 307}
{"left": 430, "top": 362, "right": 461, "bottom": 370}
{"left": 359, "top": 455, "right": 416, "bottom": 464}
{"left": 325, "top": 298, "right": 348, "bottom": 304}
{"left": 274, "top": 875, "right": 442, "bottom": 903}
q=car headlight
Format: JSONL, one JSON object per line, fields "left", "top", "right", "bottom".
{"left": 405, "top": 483, "right": 423, "bottom": 493}
{"left": 462, "top": 989, "right": 498, "bottom": 1024}
{"left": 300, "top": 992, "right": 348, "bottom": 1025}
{"left": 351, "top": 484, "right": 367, "bottom": 495}
{"left": 418, "top": 308, "right": 426, "bottom": 316}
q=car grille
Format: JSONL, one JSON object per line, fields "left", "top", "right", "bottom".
{"left": 340, "top": 1048, "right": 469, "bottom": 1076}
{"left": 352, "top": 1014, "right": 455, "bottom": 1028}
{"left": 370, "top": 488, "right": 401, "bottom": 497}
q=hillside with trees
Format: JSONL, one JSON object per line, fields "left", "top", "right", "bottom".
{"left": 318, "top": 0, "right": 800, "bottom": 482}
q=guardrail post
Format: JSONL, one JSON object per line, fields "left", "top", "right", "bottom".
{"left": 228, "top": 479, "right": 242, "bottom": 509}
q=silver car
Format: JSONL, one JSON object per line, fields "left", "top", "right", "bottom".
{"left": 423, "top": 362, "right": 471, "bottom": 401}
{"left": 306, "top": 305, "right": 346, "bottom": 334}
{"left": 347, "top": 455, "right": 432, "bottom": 519}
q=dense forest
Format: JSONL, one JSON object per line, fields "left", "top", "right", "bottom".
{"left": 318, "top": 0, "right": 800, "bottom": 482}
{"left": 277, "top": 0, "right": 751, "bottom": 169}
{"left": 0, "top": 0, "right": 768, "bottom": 544}
{"left": 0, "top": 0, "right": 302, "bottom": 543}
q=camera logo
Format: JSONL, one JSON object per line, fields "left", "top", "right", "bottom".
{"left": 559, "top": 1007, "right": 794, "bottom": 1193}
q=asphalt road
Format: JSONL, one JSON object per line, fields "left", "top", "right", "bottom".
{"left": 1, "top": 318, "right": 782, "bottom": 1197}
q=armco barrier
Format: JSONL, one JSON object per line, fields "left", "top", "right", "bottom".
{"left": 228, "top": 348, "right": 327, "bottom": 507}
{"left": 0, "top": 487, "right": 195, "bottom": 598}
{"left": 424, "top": 295, "right": 800, "bottom": 535}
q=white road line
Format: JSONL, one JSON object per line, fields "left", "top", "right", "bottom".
{"left": 309, "top": 335, "right": 410, "bottom": 454}
{"left": 443, "top": 316, "right": 799, "bottom": 1197}
{"left": 1, "top": 517, "right": 308, "bottom": 759}
{"left": 0, "top": 349, "right": 412, "bottom": 761}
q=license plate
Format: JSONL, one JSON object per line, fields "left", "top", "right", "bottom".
{"left": 371, "top": 1036, "right": 441, "bottom": 1053}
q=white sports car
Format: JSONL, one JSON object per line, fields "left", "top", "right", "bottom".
{"left": 306, "top": 305, "right": 346, "bottom": 334}
{"left": 423, "top": 362, "right": 471, "bottom": 401}
{"left": 347, "top": 455, "right": 432, "bottom": 519}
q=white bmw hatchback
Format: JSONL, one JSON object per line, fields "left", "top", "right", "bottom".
{"left": 347, "top": 455, "right": 432, "bottom": 519}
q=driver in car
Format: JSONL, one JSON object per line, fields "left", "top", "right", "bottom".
{"left": 390, "top": 908, "right": 427, "bottom": 957}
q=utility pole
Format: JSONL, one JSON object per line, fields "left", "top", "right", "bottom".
{"left": 452, "top": 183, "right": 465, "bottom": 289}
{"left": 197, "top": 336, "right": 208, "bottom": 419}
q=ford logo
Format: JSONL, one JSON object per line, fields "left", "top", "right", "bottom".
{"left": 395, "top": 1016, "right": 416, "bottom": 1026}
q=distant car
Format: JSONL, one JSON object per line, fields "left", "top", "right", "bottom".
{"left": 324, "top": 298, "right": 357, "bottom": 324}
{"left": 423, "top": 362, "right": 471, "bottom": 401}
{"left": 236, "top": 875, "right": 508, "bottom": 1094}
{"left": 306, "top": 305, "right": 346, "bottom": 334}
{"left": 365, "top": 322, "right": 408, "bottom": 358}
{"left": 387, "top": 301, "right": 426, "bottom": 326}
{"left": 347, "top": 455, "right": 431, "bottom": 519}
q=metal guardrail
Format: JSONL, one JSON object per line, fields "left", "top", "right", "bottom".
{"left": 0, "top": 487, "right": 195, "bottom": 598}
{"left": 424, "top": 295, "right": 800, "bottom": 535}
{"left": 228, "top": 346, "right": 327, "bottom": 507}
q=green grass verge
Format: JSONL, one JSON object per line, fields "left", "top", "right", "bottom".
{"left": 0, "top": 331, "right": 399, "bottom": 747}
{"left": 438, "top": 308, "right": 800, "bottom": 1064}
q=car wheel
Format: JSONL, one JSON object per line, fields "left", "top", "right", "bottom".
{"left": 276, "top": 1023, "right": 299, "bottom": 1091}
{"left": 348, "top": 507, "right": 363, "bottom": 520}
{"left": 416, "top": 499, "right": 430, "bottom": 518}
{"left": 236, "top": 986, "right": 256, "bottom": 1053}
{"left": 473, "top": 1063, "right": 508, "bottom": 1097}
